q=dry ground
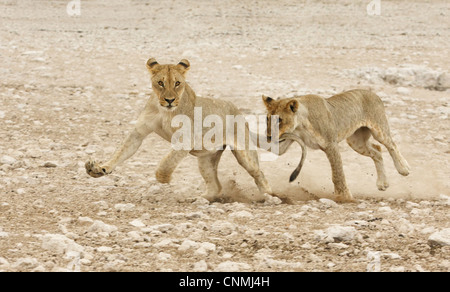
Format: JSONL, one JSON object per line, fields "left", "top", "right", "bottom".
{"left": 0, "top": 0, "right": 449, "bottom": 272}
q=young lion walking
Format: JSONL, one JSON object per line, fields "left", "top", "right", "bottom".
{"left": 85, "top": 58, "right": 272, "bottom": 202}
{"left": 263, "top": 89, "right": 410, "bottom": 202}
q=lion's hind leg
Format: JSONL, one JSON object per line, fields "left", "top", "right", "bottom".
{"left": 368, "top": 123, "right": 410, "bottom": 177}
{"left": 347, "top": 127, "right": 389, "bottom": 191}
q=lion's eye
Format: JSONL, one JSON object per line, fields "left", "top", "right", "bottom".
{"left": 158, "top": 81, "right": 164, "bottom": 87}
{"left": 175, "top": 81, "right": 181, "bottom": 87}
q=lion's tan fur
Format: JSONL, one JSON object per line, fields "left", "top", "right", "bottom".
{"left": 85, "top": 58, "right": 272, "bottom": 201}
{"left": 263, "top": 89, "right": 410, "bottom": 202}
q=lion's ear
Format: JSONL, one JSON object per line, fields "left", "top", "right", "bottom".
{"left": 287, "top": 100, "right": 299, "bottom": 113}
{"left": 262, "top": 95, "right": 274, "bottom": 109}
{"left": 146, "top": 58, "right": 160, "bottom": 75}
{"left": 176, "top": 59, "right": 190, "bottom": 75}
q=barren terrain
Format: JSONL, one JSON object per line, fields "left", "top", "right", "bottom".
{"left": 0, "top": 0, "right": 449, "bottom": 272}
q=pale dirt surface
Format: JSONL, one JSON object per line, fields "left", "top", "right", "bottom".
{"left": 0, "top": 0, "right": 449, "bottom": 272}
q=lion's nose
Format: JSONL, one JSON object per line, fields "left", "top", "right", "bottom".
{"left": 165, "top": 98, "right": 175, "bottom": 105}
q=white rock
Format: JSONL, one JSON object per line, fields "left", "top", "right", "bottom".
{"left": 96, "top": 246, "right": 113, "bottom": 252}
{"left": 153, "top": 238, "right": 175, "bottom": 248}
{"left": 320, "top": 225, "right": 358, "bottom": 242}
{"left": 314, "top": 230, "right": 333, "bottom": 243}
{"left": 129, "top": 219, "right": 146, "bottom": 228}
{"left": 41, "top": 234, "right": 84, "bottom": 256}
{"left": 290, "top": 213, "right": 304, "bottom": 220}
{"left": 328, "top": 242, "right": 349, "bottom": 249}
{"left": 88, "top": 220, "right": 118, "bottom": 235}
{"left": 194, "top": 242, "right": 216, "bottom": 256}
{"left": 127, "top": 231, "right": 144, "bottom": 242}
{"left": 215, "top": 261, "right": 252, "bottom": 272}
{"left": 178, "top": 239, "right": 200, "bottom": 251}
{"left": 77, "top": 216, "right": 94, "bottom": 226}
{"left": 396, "top": 87, "right": 410, "bottom": 95}
{"left": 319, "top": 198, "right": 338, "bottom": 208}
{"left": 395, "top": 218, "right": 415, "bottom": 235}
{"left": 148, "top": 223, "right": 174, "bottom": 233}
{"left": 308, "top": 254, "right": 322, "bottom": 263}
{"left": 410, "top": 208, "right": 431, "bottom": 216}
{"left": 437, "top": 72, "right": 450, "bottom": 90}
{"left": 229, "top": 210, "right": 254, "bottom": 219}
{"left": 301, "top": 243, "right": 312, "bottom": 249}
{"left": 0, "top": 155, "right": 16, "bottom": 165}
{"left": 383, "top": 252, "right": 401, "bottom": 260}
{"left": 428, "top": 228, "right": 450, "bottom": 247}
{"left": 439, "top": 194, "right": 450, "bottom": 206}
{"left": 263, "top": 194, "right": 282, "bottom": 205}
{"left": 157, "top": 252, "right": 172, "bottom": 261}
{"left": 421, "top": 226, "right": 436, "bottom": 234}
{"left": 301, "top": 205, "right": 319, "bottom": 212}
{"left": 0, "top": 231, "right": 8, "bottom": 238}
{"left": 0, "top": 257, "right": 9, "bottom": 268}
{"left": 352, "top": 211, "right": 373, "bottom": 220}
{"left": 0, "top": 111, "right": 5, "bottom": 119}
{"left": 148, "top": 185, "right": 161, "bottom": 193}
{"left": 405, "top": 201, "right": 420, "bottom": 209}
{"left": 11, "top": 258, "right": 39, "bottom": 270}
{"left": 193, "top": 260, "right": 208, "bottom": 272}
{"left": 211, "top": 221, "right": 236, "bottom": 236}
{"left": 261, "top": 258, "right": 303, "bottom": 270}
{"left": 93, "top": 200, "right": 109, "bottom": 210}
{"left": 114, "top": 203, "right": 135, "bottom": 212}
{"left": 389, "top": 266, "right": 405, "bottom": 272}
{"left": 378, "top": 206, "right": 393, "bottom": 214}
{"left": 103, "top": 259, "right": 126, "bottom": 271}
{"left": 222, "top": 252, "right": 233, "bottom": 259}
{"left": 16, "top": 188, "right": 26, "bottom": 195}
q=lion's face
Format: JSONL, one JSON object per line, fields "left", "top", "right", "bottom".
{"left": 262, "top": 95, "right": 299, "bottom": 142}
{"left": 146, "top": 58, "right": 190, "bottom": 111}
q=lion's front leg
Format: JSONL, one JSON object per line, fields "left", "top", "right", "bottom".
{"left": 324, "top": 143, "right": 354, "bottom": 203}
{"left": 155, "top": 150, "right": 189, "bottom": 183}
{"left": 85, "top": 126, "right": 152, "bottom": 178}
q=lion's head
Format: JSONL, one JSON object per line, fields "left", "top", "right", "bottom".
{"left": 262, "top": 95, "right": 299, "bottom": 142}
{"left": 146, "top": 58, "right": 190, "bottom": 111}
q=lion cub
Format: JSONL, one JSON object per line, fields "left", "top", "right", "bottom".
{"left": 85, "top": 58, "right": 272, "bottom": 202}
{"left": 263, "top": 89, "right": 410, "bottom": 202}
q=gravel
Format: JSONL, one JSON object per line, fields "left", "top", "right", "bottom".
{"left": 0, "top": 0, "right": 448, "bottom": 272}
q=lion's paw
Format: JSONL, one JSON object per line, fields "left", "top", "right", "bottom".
{"left": 377, "top": 179, "right": 389, "bottom": 191}
{"left": 85, "top": 159, "right": 109, "bottom": 178}
{"left": 155, "top": 170, "right": 172, "bottom": 184}
{"left": 335, "top": 190, "right": 355, "bottom": 203}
